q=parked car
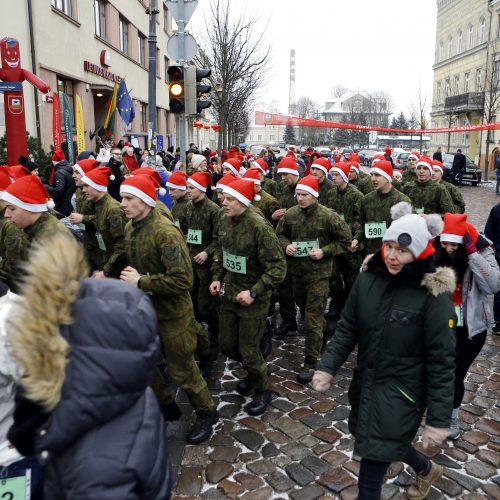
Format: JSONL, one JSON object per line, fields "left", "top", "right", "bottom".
{"left": 358, "top": 149, "right": 378, "bottom": 166}
{"left": 393, "top": 151, "right": 410, "bottom": 170}
{"left": 269, "top": 145, "right": 281, "bottom": 155}
{"left": 317, "top": 147, "right": 332, "bottom": 159}
{"left": 442, "top": 152, "right": 482, "bottom": 186}
{"left": 340, "top": 147, "right": 353, "bottom": 160}
{"left": 249, "top": 145, "right": 265, "bottom": 157}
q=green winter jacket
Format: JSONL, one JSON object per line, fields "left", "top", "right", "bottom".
{"left": 318, "top": 252, "right": 456, "bottom": 462}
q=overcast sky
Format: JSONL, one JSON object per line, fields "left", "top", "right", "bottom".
{"left": 188, "top": 0, "right": 437, "bottom": 118}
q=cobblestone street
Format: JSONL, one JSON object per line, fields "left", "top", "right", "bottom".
{"left": 170, "top": 183, "right": 500, "bottom": 500}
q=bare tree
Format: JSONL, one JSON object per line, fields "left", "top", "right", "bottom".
{"left": 367, "top": 90, "right": 394, "bottom": 127}
{"left": 408, "top": 83, "right": 430, "bottom": 153}
{"left": 197, "top": 0, "right": 270, "bottom": 149}
{"left": 329, "top": 85, "right": 348, "bottom": 99}
{"left": 292, "top": 96, "right": 320, "bottom": 145}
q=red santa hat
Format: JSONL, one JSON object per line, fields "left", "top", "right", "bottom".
{"left": 329, "top": 161, "right": 350, "bottom": 183}
{"left": 187, "top": 171, "right": 212, "bottom": 192}
{"left": 393, "top": 169, "right": 404, "bottom": 181}
{"left": 349, "top": 153, "right": 360, "bottom": 164}
{"left": 242, "top": 168, "right": 262, "bottom": 185}
{"left": 222, "top": 178, "right": 260, "bottom": 207}
{"left": 349, "top": 161, "right": 360, "bottom": 174}
{"left": 73, "top": 159, "right": 98, "bottom": 178}
{"left": 295, "top": 175, "right": 319, "bottom": 198}
{"left": 166, "top": 170, "right": 187, "bottom": 191}
{"left": 371, "top": 153, "right": 385, "bottom": 165}
{"left": 251, "top": 158, "right": 268, "bottom": 174}
{"left": 222, "top": 157, "right": 242, "bottom": 177}
{"left": 81, "top": 166, "right": 115, "bottom": 192}
{"left": 385, "top": 147, "right": 392, "bottom": 155}
{"left": 0, "top": 168, "right": 13, "bottom": 191}
{"left": 277, "top": 157, "right": 299, "bottom": 176}
{"left": 133, "top": 168, "right": 167, "bottom": 196}
{"left": 286, "top": 151, "right": 297, "bottom": 159}
{"left": 310, "top": 157, "right": 331, "bottom": 175}
{"left": 7, "top": 165, "right": 31, "bottom": 179}
{"left": 120, "top": 175, "right": 159, "bottom": 208}
{"left": 370, "top": 159, "right": 393, "bottom": 183}
{"left": 1, "top": 175, "right": 54, "bottom": 212}
{"left": 52, "top": 150, "right": 65, "bottom": 162}
{"left": 215, "top": 173, "right": 238, "bottom": 190}
{"left": 440, "top": 213, "right": 470, "bottom": 244}
{"left": 416, "top": 155, "right": 433, "bottom": 174}
{"left": 408, "top": 151, "right": 421, "bottom": 161}
{"left": 432, "top": 159, "right": 444, "bottom": 175}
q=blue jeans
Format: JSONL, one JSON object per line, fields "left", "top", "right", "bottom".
{"left": 0, "top": 457, "right": 44, "bottom": 499}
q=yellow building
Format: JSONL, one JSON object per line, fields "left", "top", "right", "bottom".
{"left": 0, "top": 0, "right": 177, "bottom": 153}
{"left": 431, "top": 0, "right": 500, "bottom": 174}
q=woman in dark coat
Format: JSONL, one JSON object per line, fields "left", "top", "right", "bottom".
{"left": 313, "top": 202, "right": 456, "bottom": 500}
{"left": 7, "top": 231, "right": 171, "bottom": 499}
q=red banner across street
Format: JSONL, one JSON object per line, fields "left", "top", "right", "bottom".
{"left": 255, "top": 111, "right": 500, "bottom": 135}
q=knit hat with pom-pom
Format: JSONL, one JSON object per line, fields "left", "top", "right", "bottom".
{"left": 382, "top": 201, "right": 443, "bottom": 259}
{"left": 81, "top": 167, "right": 115, "bottom": 192}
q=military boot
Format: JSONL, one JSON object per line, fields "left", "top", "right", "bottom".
{"left": 276, "top": 317, "right": 297, "bottom": 338}
{"left": 186, "top": 409, "right": 219, "bottom": 445}
{"left": 245, "top": 390, "right": 271, "bottom": 416}
{"left": 236, "top": 376, "right": 253, "bottom": 396}
{"left": 296, "top": 358, "right": 317, "bottom": 384}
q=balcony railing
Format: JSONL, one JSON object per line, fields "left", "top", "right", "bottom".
{"left": 444, "top": 92, "right": 484, "bottom": 112}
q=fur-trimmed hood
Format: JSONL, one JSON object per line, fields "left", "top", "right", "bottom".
{"left": 7, "top": 231, "right": 160, "bottom": 455}
{"left": 362, "top": 251, "right": 456, "bottom": 297}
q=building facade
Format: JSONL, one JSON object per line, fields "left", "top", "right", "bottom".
{"left": 0, "top": 0, "right": 177, "bottom": 154}
{"left": 431, "top": 0, "right": 500, "bottom": 173}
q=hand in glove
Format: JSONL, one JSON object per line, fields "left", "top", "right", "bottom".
{"left": 311, "top": 370, "right": 334, "bottom": 392}
{"left": 422, "top": 425, "right": 448, "bottom": 449}
{"left": 463, "top": 232, "right": 477, "bottom": 255}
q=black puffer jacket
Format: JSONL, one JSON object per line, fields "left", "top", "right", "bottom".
{"left": 318, "top": 252, "right": 456, "bottom": 462}
{"left": 8, "top": 232, "right": 171, "bottom": 499}
{"left": 45, "top": 160, "right": 76, "bottom": 216}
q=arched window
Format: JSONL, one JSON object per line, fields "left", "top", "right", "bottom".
{"left": 479, "top": 17, "right": 486, "bottom": 44}
{"left": 439, "top": 41, "right": 444, "bottom": 61}
{"left": 456, "top": 30, "right": 462, "bottom": 54}
{"left": 467, "top": 24, "right": 474, "bottom": 49}
{"left": 447, "top": 35, "right": 453, "bottom": 58}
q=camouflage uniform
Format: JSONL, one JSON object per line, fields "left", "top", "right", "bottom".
{"left": 212, "top": 208, "right": 286, "bottom": 391}
{"left": 24, "top": 212, "right": 70, "bottom": 245}
{"left": 318, "top": 178, "right": 335, "bottom": 206}
{"left": 276, "top": 202, "right": 351, "bottom": 364}
{"left": 253, "top": 189, "right": 280, "bottom": 225}
{"left": 440, "top": 180, "right": 465, "bottom": 213}
{"left": 359, "top": 187, "right": 411, "bottom": 255}
{"left": 171, "top": 193, "right": 189, "bottom": 229}
{"left": 180, "top": 196, "right": 221, "bottom": 352}
{"left": 326, "top": 184, "right": 364, "bottom": 307}
{"left": 403, "top": 180, "right": 455, "bottom": 215}
{"left": 277, "top": 180, "right": 299, "bottom": 323}
{"left": 261, "top": 176, "right": 282, "bottom": 200}
{"left": 94, "top": 193, "right": 127, "bottom": 278}
{"left": 351, "top": 171, "right": 373, "bottom": 194}
{"left": 0, "top": 209, "right": 27, "bottom": 292}
{"left": 402, "top": 169, "right": 417, "bottom": 185}
{"left": 74, "top": 188, "right": 102, "bottom": 271}
{"left": 124, "top": 209, "right": 214, "bottom": 412}
{"left": 156, "top": 200, "right": 175, "bottom": 222}
{"left": 392, "top": 178, "right": 403, "bottom": 192}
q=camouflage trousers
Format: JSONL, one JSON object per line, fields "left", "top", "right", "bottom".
{"left": 191, "top": 266, "right": 220, "bottom": 345}
{"left": 278, "top": 264, "right": 296, "bottom": 320}
{"left": 293, "top": 276, "right": 329, "bottom": 364}
{"left": 151, "top": 316, "right": 215, "bottom": 412}
{"left": 219, "top": 296, "right": 269, "bottom": 392}
{"left": 330, "top": 252, "right": 362, "bottom": 309}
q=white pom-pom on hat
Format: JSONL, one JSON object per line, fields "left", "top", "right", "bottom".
{"left": 390, "top": 201, "right": 412, "bottom": 221}
{"left": 109, "top": 174, "right": 115, "bottom": 181}
{"left": 47, "top": 199, "right": 55, "bottom": 210}
{"left": 424, "top": 213, "right": 444, "bottom": 237}
{"left": 254, "top": 194, "right": 261, "bottom": 202}
{"left": 158, "top": 187, "right": 166, "bottom": 196}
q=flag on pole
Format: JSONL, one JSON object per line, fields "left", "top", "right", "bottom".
{"left": 116, "top": 79, "right": 135, "bottom": 126}
{"left": 75, "top": 94, "right": 85, "bottom": 155}
{"left": 104, "top": 82, "right": 118, "bottom": 130}
{"left": 52, "top": 92, "right": 62, "bottom": 151}
{"left": 62, "top": 92, "right": 75, "bottom": 163}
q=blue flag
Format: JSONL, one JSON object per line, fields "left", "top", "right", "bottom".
{"left": 116, "top": 79, "right": 135, "bottom": 126}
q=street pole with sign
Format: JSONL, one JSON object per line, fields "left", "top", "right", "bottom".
{"left": 147, "top": 0, "right": 160, "bottom": 156}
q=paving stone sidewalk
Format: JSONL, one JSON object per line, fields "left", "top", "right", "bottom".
{"left": 169, "top": 185, "right": 500, "bottom": 500}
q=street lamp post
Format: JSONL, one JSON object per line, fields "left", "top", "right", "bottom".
{"left": 147, "top": 0, "right": 160, "bottom": 156}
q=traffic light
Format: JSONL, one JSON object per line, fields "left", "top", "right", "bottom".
{"left": 167, "top": 65, "right": 184, "bottom": 113}
{"left": 185, "top": 66, "right": 212, "bottom": 115}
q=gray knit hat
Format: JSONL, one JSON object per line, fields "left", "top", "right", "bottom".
{"left": 383, "top": 202, "right": 443, "bottom": 258}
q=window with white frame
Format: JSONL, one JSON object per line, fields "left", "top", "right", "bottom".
{"left": 119, "top": 16, "right": 129, "bottom": 54}
{"left": 439, "top": 41, "right": 444, "bottom": 62}
{"left": 456, "top": 30, "right": 462, "bottom": 54}
{"left": 447, "top": 36, "right": 452, "bottom": 58}
{"left": 52, "top": 0, "right": 72, "bottom": 17}
{"left": 479, "top": 17, "right": 486, "bottom": 44}
{"left": 94, "top": 0, "right": 106, "bottom": 38}
{"left": 464, "top": 72, "right": 470, "bottom": 92}
{"left": 467, "top": 24, "right": 474, "bottom": 49}
{"left": 138, "top": 33, "right": 146, "bottom": 66}
{"left": 437, "top": 81, "right": 442, "bottom": 102}
{"left": 476, "top": 68, "right": 482, "bottom": 91}
{"left": 454, "top": 75, "right": 460, "bottom": 94}
{"left": 446, "top": 78, "right": 451, "bottom": 96}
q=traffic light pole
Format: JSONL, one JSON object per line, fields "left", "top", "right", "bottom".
{"left": 147, "top": 0, "right": 159, "bottom": 156}
{"left": 176, "top": 4, "right": 188, "bottom": 165}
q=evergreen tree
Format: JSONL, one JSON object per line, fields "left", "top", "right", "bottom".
{"left": 390, "top": 116, "right": 398, "bottom": 129}
{"left": 284, "top": 124, "right": 296, "bottom": 144}
{"left": 395, "top": 111, "right": 409, "bottom": 130}
{"left": 333, "top": 116, "right": 351, "bottom": 146}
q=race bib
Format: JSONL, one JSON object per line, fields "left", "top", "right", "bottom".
{"left": 415, "top": 207, "right": 424, "bottom": 215}
{"left": 96, "top": 232, "right": 107, "bottom": 252}
{"left": 455, "top": 305, "right": 463, "bottom": 327}
{"left": 223, "top": 249, "right": 247, "bottom": 274}
{"left": 292, "top": 239, "right": 319, "bottom": 257}
{"left": 364, "top": 222, "right": 386, "bottom": 239}
{"left": 0, "top": 474, "right": 28, "bottom": 500}
{"left": 186, "top": 229, "right": 202, "bottom": 245}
